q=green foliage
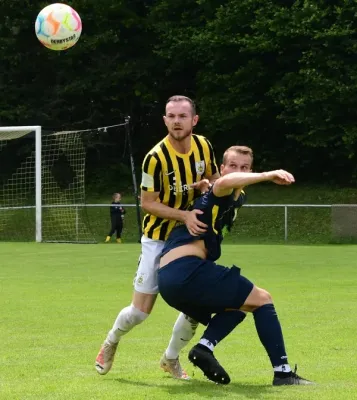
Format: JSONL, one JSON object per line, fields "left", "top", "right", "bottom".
{"left": 151, "top": 0, "right": 357, "bottom": 182}
{"left": 1, "top": 1, "right": 357, "bottom": 184}
{"left": 0, "top": 0, "right": 158, "bottom": 128}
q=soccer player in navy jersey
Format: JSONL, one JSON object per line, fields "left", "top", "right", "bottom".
{"left": 158, "top": 146, "right": 313, "bottom": 386}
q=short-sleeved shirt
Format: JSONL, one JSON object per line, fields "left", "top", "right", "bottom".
{"left": 140, "top": 134, "right": 218, "bottom": 241}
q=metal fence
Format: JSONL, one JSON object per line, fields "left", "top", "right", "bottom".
{"left": 1, "top": 203, "right": 357, "bottom": 243}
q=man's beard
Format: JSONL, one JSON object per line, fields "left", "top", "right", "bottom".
{"left": 169, "top": 128, "right": 192, "bottom": 141}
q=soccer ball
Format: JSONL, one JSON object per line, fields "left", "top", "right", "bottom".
{"left": 35, "top": 3, "right": 82, "bottom": 51}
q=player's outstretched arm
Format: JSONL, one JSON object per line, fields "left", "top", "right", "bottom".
{"left": 213, "top": 170, "right": 295, "bottom": 197}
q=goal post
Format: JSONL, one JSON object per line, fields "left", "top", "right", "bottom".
{"left": 125, "top": 117, "right": 142, "bottom": 242}
{"left": 0, "top": 121, "right": 141, "bottom": 243}
{"left": 35, "top": 126, "right": 42, "bottom": 243}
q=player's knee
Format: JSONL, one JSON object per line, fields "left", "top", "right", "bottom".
{"left": 257, "top": 288, "right": 273, "bottom": 306}
{"left": 128, "top": 304, "right": 149, "bottom": 326}
{"left": 185, "top": 314, "right": 199, "bottom": 330}
{"left": 173, "top": 313, "right": 198, "bottom": 334}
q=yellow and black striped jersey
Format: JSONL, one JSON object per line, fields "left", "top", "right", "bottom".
{"left": 140, "top": 134, "right": 218, "bottom": 241}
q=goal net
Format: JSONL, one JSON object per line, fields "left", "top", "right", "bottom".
{"left": 0, "top": 123, "right": 141, "bottom": 243}
{"left": 331, "top": 205, "right": 357, "bottom": 243}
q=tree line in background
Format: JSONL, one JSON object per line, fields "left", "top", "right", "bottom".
{"left": 1, "top": 0, "right": 357, "bottom": 189}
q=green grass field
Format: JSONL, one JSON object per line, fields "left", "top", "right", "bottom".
{"left": 1, "top": 243, "right": 356, "bottom": 400}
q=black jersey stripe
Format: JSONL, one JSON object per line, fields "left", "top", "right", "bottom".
{"left": 193, "top": 135, "right": 205, "bottom": 162}
{"left": 159, "top": 142, "right": 174, "bottom": 172}
{"left": 152, "top": 152, "right": 162, "bottom": 191}
{"left": 189, "top": 152, "right": 197, "bottom": 183}
{"left": 189, "top": 152, "right": 201, "bottom": 200}
{"left": 141, "top": 152, "right": 161, "bottom": 191}
{"left": 204, "top": 137, "right": 218, "bottom": 175}
{"left": 147, "top": 216, "right": 164, "bottom": 237}
{"left": 159, "top": 190, "right": 165, "bottom": 202}
{"left": 177, "top": 156, "right": 188, "bottom": 208}
{"left": 159, "top": 220, "right": 170, "bottom": 241}
{"left": 142, "top": 214, "right": 151, "bottom": 231}
{"left": 160, "top": 143, "right": 176, "bottom": 208}
{"left": 142, "top": 153, "right": 151, "bottom": 172}
{"left": 141, "top": 153, "right": 152, "bottom": 191}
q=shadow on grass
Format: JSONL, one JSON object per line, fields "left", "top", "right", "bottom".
{"left": 114, "top": 377, "right": 273, "bottom": 398}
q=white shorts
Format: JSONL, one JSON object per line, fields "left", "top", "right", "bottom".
{"left": 133, "top": 235, "right": 165, "bottom": 294}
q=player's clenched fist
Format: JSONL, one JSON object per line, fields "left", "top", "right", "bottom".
{"left": 264, "top": 170, "right": 295, "bottom": 186}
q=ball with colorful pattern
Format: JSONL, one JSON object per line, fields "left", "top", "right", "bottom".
{"left": 35, "top": 3, "right": 82, "bottom": 51}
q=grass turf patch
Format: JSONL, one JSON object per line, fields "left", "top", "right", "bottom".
{"left": 0, "top": 242, "right": 356, "bottom": 399}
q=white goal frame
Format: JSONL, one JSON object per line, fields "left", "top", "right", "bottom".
{"left": 0, "top": 126, "right": 42, "bottom": 242}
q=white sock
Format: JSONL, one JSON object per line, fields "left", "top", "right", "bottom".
{"left": 165, "top": 313, "right": 198, "bottom": 359}
{"left": 107, "top": 304, "right": 149, "bottom": 343}
{"left": 199, "top": 338, "right": 215, "bottom": 352}
{"left": 273, "top": 364, "right": 292, "bottom": 373}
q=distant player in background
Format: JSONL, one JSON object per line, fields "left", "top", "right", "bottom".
{"left": 95, "top": 95, "right": 220, "bottom": 378}
{"left": 105, "top": 193, "right": 125, "bottom": 243}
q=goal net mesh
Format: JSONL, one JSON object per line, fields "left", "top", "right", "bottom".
{"left": 42, "top": 131, "right": 93, "bottom": 243}
{"left": 331, "top": 205, "right": 357, "bottom": 243}
{"left": 0, "top": 125, "right": 136, "bottom": 243}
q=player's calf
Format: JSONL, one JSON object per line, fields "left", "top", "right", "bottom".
{"left": 243, "top": 286, "right": 314, "bottom": 385}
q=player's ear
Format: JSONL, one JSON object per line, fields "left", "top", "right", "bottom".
{"left": 220, "top": 164, "right": 225, "bottom": 174}
{"left": 193, "top": 114, "right": 199, "bottom": 126}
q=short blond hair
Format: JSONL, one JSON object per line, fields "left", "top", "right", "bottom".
{"left": 222, "top": 146, "right": 253, "bottom": 165}
{"left": 166, "top": 95, "right": 196, "bottom": 115}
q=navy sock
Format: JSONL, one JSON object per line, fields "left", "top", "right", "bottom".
{"left": 202, "top": 310, "right": 246, "bottom": 346}
{"left": 253, "top": 304, "right": 288, "bottom": 368}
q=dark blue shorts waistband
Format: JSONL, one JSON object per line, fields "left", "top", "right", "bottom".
{"left": 158, "top": 255, "right": 205, "bottom": 272}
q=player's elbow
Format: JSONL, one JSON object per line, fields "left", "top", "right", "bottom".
{"left": 140, "top": 191, "right": 160, "bottom": 214}
{"left": 140, "top": 197, "right": 153, "bottom": 214}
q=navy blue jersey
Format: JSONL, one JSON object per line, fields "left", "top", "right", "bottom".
{"left": 221, "top": 193, "right": 246, "bottom": 238}
{"left": 162, "top": 188, "right": 246, "bottom": 261}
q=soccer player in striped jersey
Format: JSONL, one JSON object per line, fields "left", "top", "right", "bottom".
{"left": 95, "top": 95, "right": 220, "bottom": 377}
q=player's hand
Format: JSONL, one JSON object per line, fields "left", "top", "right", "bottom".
{"left": 266, "top": 170, "right": 295, "bottom": 185}
{"left": 184, "top": 209, "right": 208, "bottom": 236}
{"left": 190, "top": 179, "right": 211, "bottom": 194}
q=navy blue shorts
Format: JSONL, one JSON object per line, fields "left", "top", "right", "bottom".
{"left": 158, "top": 256, "right": 254, "bottom": 325}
